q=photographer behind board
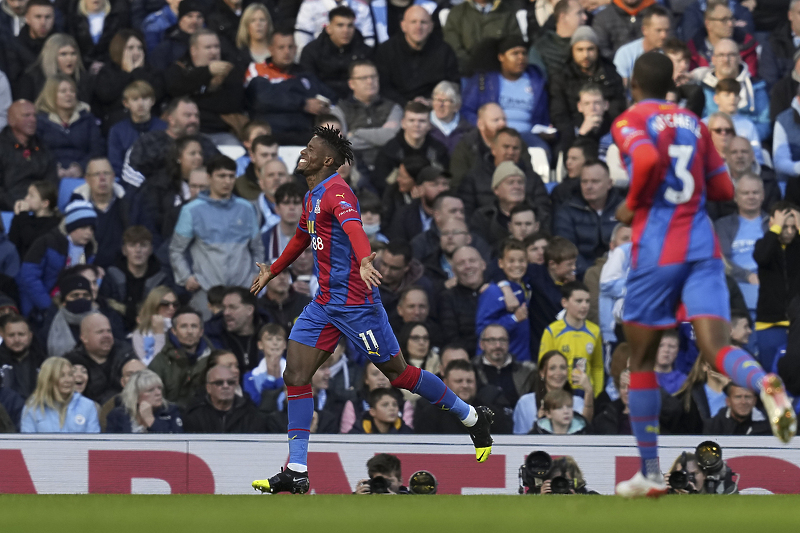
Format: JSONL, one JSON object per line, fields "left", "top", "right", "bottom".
{"left": 355, "top": 453, "right": 408, "bottom": 494}
{"left": 519, "top": 451, "right": 597, "bottom": 494}
{"left": 666, "top": 441, "right": 738, "bottom": 494}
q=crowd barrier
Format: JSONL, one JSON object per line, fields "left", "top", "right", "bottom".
{"left": 1, "top": 435, "right": 798, "bottom": 495}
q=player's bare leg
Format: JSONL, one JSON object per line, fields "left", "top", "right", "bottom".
{"left": 615, "top": 324, "right": 668, "bottom": 498}
{"left": 693, "top": 317, "right": 796, "bottom": 443}
{"left": 252, "top": 341, "right": 331, "bottom": 494}
{"left": 376, "top": 350, "right": 494, "bottom": 462}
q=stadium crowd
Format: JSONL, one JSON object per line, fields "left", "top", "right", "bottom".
{"left": 0, "top": 0, "right": 799, "bottom": 438}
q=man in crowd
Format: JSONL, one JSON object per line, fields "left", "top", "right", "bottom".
{"left": 591, "top": 0, "right": 664, "bottom": 60}
{"left": 439, "top": 246, "right": 487, "bottom": 353}
{"left": 473, "top": 323, "right": 536, "bottom": 407}
{"left": 613, "top": 5, "right": 671, "bottom": 88}
{"left": 10, "top": 0, "right": 55, "bottom": 80}
{"left": 687, "top": 0, "right": 757, "bottom": 77}
{"left": 205, "top": 287, "right": 269, "bottom": 375}
{"left": 421, "top": 216, "right": 473, "bottom": 291}
{"left": 375, "top": 5, "right": 460, "bottom": 105}
{"left": 468, "top": 162, "right": 528, "bottom": 246}
{"left": 259, "top": 265, "right": 311, "bottom": 333}
{"left": 704, "top": 384, "right": 771, "bottom": 435}
{"left": 377, "top": 240, "right": 433, "bottom": 317}
{"left": 234, "top": 134, "right": 279, "bottom": 201}
{"left": 532, "top": 0, "right": 585, "bottom": 79}
{"left": 450, "top": 102, "right": 506, "bottom": 187}
{"left": 388, "top": 165, "right": 451, "bottom": 243}
{"left": 0, "top": 314, "right": 45, "bottom": 399}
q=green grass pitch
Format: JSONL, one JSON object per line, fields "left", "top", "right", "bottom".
{"left": 3, "top": 494, "right": 800, "bottom": 533}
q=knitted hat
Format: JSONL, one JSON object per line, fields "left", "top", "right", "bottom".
{"left": 498, "top": 35, "right": 527, "bottom": 55}
{"left": 570, "top": 26, "right": 599, "bottom": 48}
{"left": 415, "top": 165, "right": 450, "bottom": 185}
{"left": 179, "top": 0, "right": 204, "bottom": 19}
{"left": 59, "top": 275, "right": 92, "bottom": 298}
{"left": 492, "top": 161, "right": 525, "bottom": 189}
{"left": 64, "top": 199, "right": 97, "bottom": 233}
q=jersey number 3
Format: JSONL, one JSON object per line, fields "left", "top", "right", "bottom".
{"left": 665, "top": 144, "right": 695, "bottom": 205}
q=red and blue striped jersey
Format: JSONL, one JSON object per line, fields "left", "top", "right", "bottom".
{"left": 298, "top": 173, "right": 379, "bottom": 306}
{"left": 611, "top": 99, "right": 734, "bottom": 269}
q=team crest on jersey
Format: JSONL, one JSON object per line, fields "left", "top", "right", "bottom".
{"left": 561, "top": 345, "right": 570, "bottom": 354}
{"left": 586, "top": 342, "right": 594, "bottom": 354}
{"left": 620, "top": 126, "right": 635, "bottom": 136}
{"left": 314, "top": 199, "right": 321, "bottom": 213}
{"left": 339, "top": 201, "right": 352, "bottom": 208}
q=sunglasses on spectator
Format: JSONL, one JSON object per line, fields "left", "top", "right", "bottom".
{"left": 710, "top": 127, "right": 734, "bottom": 135}
{"left": 209, "top": 379, "right": 237, "bottom": 387}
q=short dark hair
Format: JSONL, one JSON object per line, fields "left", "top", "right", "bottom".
{"left": 241, "top": 119, "right": 271, "bottom": 142}
{"left": 368, "top": 387, "right": 398, "bottom": 408}
{"left": 404, "top": 101, "right": 431, "bottom": 116}
{"left": 205, "top": 349, "right": 238, "bottom": 380}
{"left": 631, "top": 52, "right": 674, "bottom": 100}
{"left": 641, "top": 4, "right": 670, "bottom": 23}
{"left": 357, "top": 190, "right": 383, "bottom": 215}
{"left": 367, "top": 453, "right": 402, "bottom": 478}
{"left": 223, "top": 286, "right": 258, "bottom": 308}
{"left": 523, "top": 231, "right": 549, "bottom": 248}
{"left": 312, "top": 124, "right": 354, "bottom": 167}
{"left": 499, "top": 238, "right": 526, "bottom": 258}
{"left": 26, "top": 0, "right": 54, "bottom": 14}
{"left": 252, "top": 134, "right": 279, "bottom": 152}
{"left": 581, "top": 158, "right": 610, "bottom": 176}
{"left": 715, "top": 78, "right": 741, "bottom": 94}
{"left": 704, "top": 0, "right": 730, "bottom": 19}
{"left": 432, "top": 191, "right": 462, "bottom": 212}
{"left": 569, "top": 137, "right": 599, "bottom": 160}
{"left": 207, "top": 285, "right": 227, "bottom": 307}
{"left": 401, "top": 155, "right": 430, "bottom": 181}
{"left": 509, "top": 203, "right": 535, "bottom": 219}
{"left": 663, "top": 37, "right": 690, "bottom": 60}
{"left": 545, "top": 236, "right": 578, "bottom": 264}
{"left": 553, "top": 0, "right": 575, "bottom": 22}
{"left": 275, "top": 182, "right": 305, "bottom": 204}
{"left": 329, "top": 5, "right": 355, "bottom": 21}
{"left": 207, "top": 154, "right": 236, "bottom": 175}
{"left": 561, "top": 280, "right": 589, "bottom": 299}
{"left": 2, "top": 314, "right": 28, "bottom": 332}
{"left": 268, "top": 26, "right": 294, "bottom": 44}
{"left": 165, "top": 96, "right": 196, "bottom": 116}
{"left": 348, "top": 59, "right": 376, "bottom": 78}
{"left": 122, "top": 225, "right": 152, "bottom": 245}
{"left": 385, "top": 240, "right": 412, "bottom": 265}
{"left": 730, "top": 309, "right": 751, "bottom": 326}
{"left": 172, "top": 307, "right": 203, "bottom": 326}
{"left": 258, "top": 323, "right": 287, "bottom": 340}
{"left": 769, "top": 200, "right": 800, "bottom": 217}
{"left": 661, "top": 329, "right": 680, "bottom": 341}
{"left": 493, "top": 126, "right": 522, "bottom": 143}
{"left": 30, "top": 180, "right": 58, "bottom": 213}
{"left": 443, "top": 359, "right": 474, "bottom": 379}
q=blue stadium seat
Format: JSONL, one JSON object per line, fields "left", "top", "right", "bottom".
{"left": 58, "top": 178, "right": 86, "bottom": 212}
{"left": 545, "top": 182, "right": 557, "bottom": 194}
{"left": 1, "top": 212, "right": 13, "bottom": 234}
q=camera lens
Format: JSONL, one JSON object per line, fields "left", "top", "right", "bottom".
{"left": 409, "top": 471, "right": 437, "bottom": 495}
{"left": 669, "top": 470, "right": 688, "bottom": 490}
{"left": 525, "top": 451, "right": 553, "bottom": 477}
{"left": 368, "top": 476, "right": 391, "bottom": 494}
{"left": 695, "top": 441, "right": 723, "bottom": 473}
{"left": 550, "top": 476, "right": 572, "bottom": 494}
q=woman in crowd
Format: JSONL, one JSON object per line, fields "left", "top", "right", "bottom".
{"left": 130, "top": 286, "right": 179, "bottom": 366}
{"left": 17, "top": 34, "right": 87, "bottom": 103}
{"left": 428, "top": 81, "right": 471, "bottom": 155}
{"left": 131, "top": 135, "right": 203, "bottom": 247}
{"left": 20, "top": 357, "right": 100, "bottom": 433}
{"left": 236, "top": 3, "right": 273, "bottom": 64}
{"left": 35, "top": 74, "right": 104, "bottom": 178}
{"left": 68, "top": 0, "right": 129, "bottom": 68}
{"left": 106, "top": 369, "right": 183, "bottom": 433}
{"left": 92, "top": 29, "right": 162, "bottom": 131}
{"left": 398, "top": 322, "right": 440, "bottom": 375}
{"left": 662, "top": 355, "right": 731, "bottom": 434}
{"left": 9, "top": 181, "right": 61, "bottom": 260}
{"left": 72, "top": 362, "right": 89, "bottom": 396}
{"left": 340, "top": 362, "right": 413, "bottom": 433}
{"left": 513, "top": 350, "right": 593, "bottom": 434}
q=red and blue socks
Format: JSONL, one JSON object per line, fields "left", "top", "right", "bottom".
{"left": 628, "top": 371, "right": 661, "bottom": 478}
{"left": 286, "top": 385, "right": 313, "bottom": 472}
{"left": 391, "top": 365, "right": 477, "bottom": 425}
{"left": 715, "top": 346, "right": 767, "bottom": 392}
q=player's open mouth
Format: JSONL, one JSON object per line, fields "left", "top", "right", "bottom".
{"left": 299, "top": 158, "right": 307, "bottom": 165}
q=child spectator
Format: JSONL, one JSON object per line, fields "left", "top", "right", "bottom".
{"left": 528, "top": 236, "right": 578, "bottom": 349}
{"left": 476, "top": 239, "right": 531, "bottom": 361}
{"left": 349, "top": 387, "right": 413, "bottom": 434}
{"left": 654, "top": 330, "right": 687, "bottom": 395}
{"left": 524, "top": 232, "right": 548, "bottom": 266}
{"left": 235, "top": 120, "right": 271, "bottom": 177}
{"left": 107, "top": 80, "right": 167, "bottom": 178}
{"left": 9, "top": 181, "right": 61, "bottom": 260}
{"left": 531, "top": 389, "right": 588, "bottom": 435}
{"left": 340, "top": 362, "right": 413, "bottom": 433}
{"left": 703, "top": 79, "right": 764, "bottom": 162}
{"left": 539, "top": 281, "right": 603, "bottom": 397}
{"left": 243, "top": 324, "right": 287, "bottom": 406}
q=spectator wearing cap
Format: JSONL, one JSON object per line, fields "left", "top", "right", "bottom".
{"left": 299, "top": 6, "right": 373, "bottom": 101}
{"left": 374, "top": 6, "right": 460, "bottom": 106}
{"left": 41, "top": 274, "right": 94, "bottom": 357}
{"left": 531, "top": 0, "right": 586, "bottom": 80}
{"left": 64, "top": 312, "right": 136, "bottom": 404}
{"left": 459, "top": 127, "right": 551, "bottom": 226}
{"left": 170, "top": 155, "right": 263, "bottom": 318}
{"left": 0, "top": 314, "right": 47, "bottom": 399}
{"left": 0, "top": 100, "right": 58, "bottom": 211}
{"left": 244, "top": 28, "right": 338, "bottom": 146}
{"left": 548, "top": 26, "right": 625, "bottom": 155}
{"left": 468, "top": 161, "right": 527, "bottom": 246}
{"left": 373, "top": 101, "right": 449, "bottom": 198}
{"left": 612, "top": 5, "right": 670, "bottom": 88}
{"left": 68, "top": 157, "right": 128, "bottom": 269}
{"left": 142, "top": 0, "right": 182, "bottom": 52}
{"left": 164, "top": 28, "right": 247, "bottom": 143}
{"left": 443, "top": 0, "right": 523, "bottom": 76}
{"left": 18, "top": 199, "right": 96, "bottom": 316}
{"left": 461, "top": 35, "right": 550, "bottom": 157}
{"left": 590, "top": 0, "right": 665, "bottom": 61}
{"left": 554, "top": 159, "right": 623, "bottom": 277}
{"left": 331, "top": 60, "right": 402, "bottom": 179}
{"left": 388, "top": 165, "right": 451, "bottom": 243}
{"left": 149, "top": 0, "right": 206, "bottom": 72}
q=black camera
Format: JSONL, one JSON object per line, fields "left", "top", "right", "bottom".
{"left": 549, "top": 476, "right": 572, "bottom": 495}
{"left": 667, "top": 469, "right": 696, "bottom": 491}
{"left": 409, "top": 471, "right": 437, "bottom": 495}
{"left": 368, "top": 476, "right": 391, "bottom": 494}
{"left": 519, "top": 451, "right": 553, "bottom": 494}
{"left": 695, "top": 440, "right": 734, "bottom": 494}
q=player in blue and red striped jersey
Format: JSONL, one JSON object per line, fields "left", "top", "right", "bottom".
{"left": 249, "top": 126, "right": 494, "bottom": 494}
{"left": 612, "top": 52, "right": 796, "bottom": 498}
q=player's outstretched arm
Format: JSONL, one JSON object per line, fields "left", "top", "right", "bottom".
{"left": 250, "top": 226, "right": 311, "bottom": 294}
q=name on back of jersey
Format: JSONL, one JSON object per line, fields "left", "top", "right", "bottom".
{"left": 651, "top": 113, "right": 700, "bottom": 138}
